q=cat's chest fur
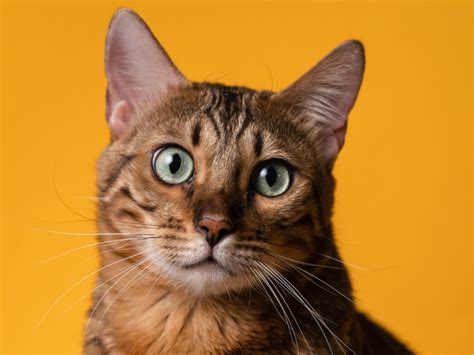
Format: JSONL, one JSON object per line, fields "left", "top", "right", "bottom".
{"left": 85, "top": 262, "right": 351, "bottom": 355}
{"left": 88, "top": 284, "right": 290, "bottom": 354}
{"left": 115, "top": 294, "right": 259, "bottom": 353}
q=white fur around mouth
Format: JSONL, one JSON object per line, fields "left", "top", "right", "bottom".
{"left": 184, "top": 256, "right": 232, "bottom": 274}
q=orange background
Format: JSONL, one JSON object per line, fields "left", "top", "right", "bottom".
{"left": 1, "top": 1, "right": 472, "bottom": 354}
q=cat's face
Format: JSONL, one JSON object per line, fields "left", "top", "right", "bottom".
{"left": 97, "top": 10, "right": 364, "bottom": 295}
{"left": 98, "top": 85, "right": 324, "bottom": 294}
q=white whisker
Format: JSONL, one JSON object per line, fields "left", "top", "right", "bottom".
{"left": 60, "top": 255, "right": 147, "bottom": 316}
{"left": 95, "top": 259, "right": 152, "bottom": 337}
{"left": 256, "top": 265, "right": 312, "bottom": 354}
{"left": 272, "top": 256, "right": 354, "bottom": 304}
{"left": 250, "top": 267, "right": 298, "bottom": 351}
{"left": 39, "top": 238, "right": 137, "bottom": 263}
{"left": 260, "top": 262, "right": 356, "bottom": 355}
{"left": 37, "top": 250, "right": 147, "bottom": 327}
{"left": 317, "top": 253, "right": 367, "bottom": 270}
{"left": 35, "top": 228, "right": 154, "bottom": 237}
{"left": 267, "top": 252, "right": 345, "bottom": 270}
{"left": 83, "top": 258, "right": 148, "bottom": 345}
{"left": 258, "top": 262, "right": 335, "bottom": 355}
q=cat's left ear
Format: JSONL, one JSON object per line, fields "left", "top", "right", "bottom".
{"left": 274, "top": 40, "right": 365, "bottom": 163}
{"left": 105, "top": 9, "right": 189, "bottom": 140}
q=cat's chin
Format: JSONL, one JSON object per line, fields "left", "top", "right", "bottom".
{"left": 184, "top": 257, "right": 230, "bottom": 274}
{"left": 171, "top": 262, "right": 249, "bottom": 297}
{"left": 148, "top": 257, "right": 249, "bottom": 296}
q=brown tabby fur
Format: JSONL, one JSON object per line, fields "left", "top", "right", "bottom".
{"left": 84, "top": 10, "right": 413, "bottom": 355}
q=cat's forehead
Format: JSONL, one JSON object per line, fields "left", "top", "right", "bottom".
{"left": 134, "top": 82, "right": 311, "bottom": 154}
{"left": 192, "top": 83, "right": 261, "bottom": 140}
{"left": 118, "top": 83, "right": 320, "bottom": 179}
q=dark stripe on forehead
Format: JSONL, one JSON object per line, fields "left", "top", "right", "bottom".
{"left": 100, "top": 155, "right": 134, "bottom": 194}
{"left": 192, "top": 122, "right": 201, "bottom": 146}
{"left": 254, "top": 131, "right": 263, "bottom": 156}
{"left": 120, "top": 187, "right": 156, "bottom": 212}
{"left": 221, "top": 90, "right": 242, "bottom": 138}
{"left": 236, "top": 103, "right": 255, "bottom": 140}
{"left": 222, "top": 90, "right": 239, "bottom": 116}
{"left": 204, "top": 90, "right": 221, "bottom": 138}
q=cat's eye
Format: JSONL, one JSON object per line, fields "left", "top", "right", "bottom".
{"left": 152, "top": 146, "right": 194, "bottom": 185}
{"left": 252, "top": 160, "right": 291, "bottom": 197}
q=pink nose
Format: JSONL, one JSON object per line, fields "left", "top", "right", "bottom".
{"left": 197, "top": 216, "right": 234, "bottom": 247}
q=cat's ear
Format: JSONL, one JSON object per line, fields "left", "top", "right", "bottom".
{"left": 275, "top": 40, "right": 365, "bottom": 163}
{"left": 105, "top": 9, "right": 188, "bottom": 139}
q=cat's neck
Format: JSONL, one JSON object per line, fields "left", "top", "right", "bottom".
{"left": 95, "top": 270, "right": 269, "bottom": 353}
{"left": 91, "top": 247, "right": 354, "bottom": 354}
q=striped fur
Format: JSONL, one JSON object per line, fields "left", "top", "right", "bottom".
{"left": 84, "top": 9, "right": 413, "bottom": 355}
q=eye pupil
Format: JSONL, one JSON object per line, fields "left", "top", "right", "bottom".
{"left": 265, "top": 166, "right": 277, "bottom": 187}
{"left": 168, "top": 153, "right": 181, "bottom": 174}
{"left": 254, "top": 161, "right": 291, "bottom": 197}
{"left": 152, "top": 146, "right": 193, "bottom": 185}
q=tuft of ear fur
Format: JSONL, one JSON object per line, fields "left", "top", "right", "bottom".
{"left": 105, "top": 9, "right": 188, "bottom": 140}
{"left": 275, "top": 40, "right": 365, "bottom": 163}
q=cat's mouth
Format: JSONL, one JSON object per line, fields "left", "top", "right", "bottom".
{"left": 185, "top": 255, "right": 218, "bottom": 268}
{"left": 184, "top": 256, "right": 231, "bottom": 274}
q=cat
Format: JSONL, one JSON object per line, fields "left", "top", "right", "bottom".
{"left": 84, "top": 8, "right": 413, "bottom": 355}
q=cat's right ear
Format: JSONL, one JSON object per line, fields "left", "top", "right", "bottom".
{"left": 105, "top": 9, "right": 188, "bottom": 140}
{"left": 273, "top": 40, "right": 365, "bottom": 164}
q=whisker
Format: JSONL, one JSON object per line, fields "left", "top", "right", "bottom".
{"left": 39, "top": 238, "right": 138, "bottom": 264}
{"left": 249, "top": 267, "right": 298, "bottom": 350}
{"left": 83, "top": 258, "right": 148, "bottom": 345}
{"left": 241, "top": 269, "right": 256, "bottom": 307}
{"left": 143, "top": 263, "right": 164, "bottom": 302}
{"left": 100, "top": 218, "right": 163, "bottom": 231}
{"left": 317, "top": 253, "right": 367, "bottom": 270}
{"left": 266, "top": 258, "right": 340, "bottom": 301}
{"left": 266, "top": 252, "right": 345, "bottom": 270}
{"left": 52, "top": 167, "right": 96, "bottom": 222}
{"left": 37, "top": 250, "right": 147, "bottom": 327}
{"left": 256, "top": 265, "right": 311, "bottom": 354}
{"left": 257, "top": 262, "right": 335, "bottom": 355}
{"left": 34, "top": 216, "right": 162, "bottom": 231}
{"left": 260, "top": 262, "right": 356, "bottom": 355}
{"left": 95, "top": 259, "right": 152, "bottom": 338}
{"left": 61, "top": 251, "right": 149, "bottom": 316}
{"left": 33, "top": 217, "right": 96, "bottom": 224}
{"left": 288, "top": 262, "right": 353, "bottom": 304}
{"left": 35, "top": 229, "right": 156, "bottom": 237}
{"left": 267, "top": 254, "right": 354, "bottom": 304}
{"left": 74, "top": 196, "right": 106, "bottom": 201}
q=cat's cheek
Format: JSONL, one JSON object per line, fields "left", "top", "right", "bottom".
{"left": 251, "top": 196, "right": 300, "bottom": 224}
{"left": 253, "top": 184, "right": 313, "bottom": 225}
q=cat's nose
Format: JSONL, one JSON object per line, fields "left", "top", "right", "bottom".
{"left": 197, "top": 216, "right": 234, "bottom": 247}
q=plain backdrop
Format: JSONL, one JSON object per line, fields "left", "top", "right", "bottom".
{"left": 1, "top": 1, "right": 472, "bottom": 353}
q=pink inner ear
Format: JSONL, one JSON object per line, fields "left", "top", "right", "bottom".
{"left": 334, "top": 122, "right": 347, "bottom": 151}
{"left": 108, "top": 100, "right": 130, "bottom": 139}
{"left": 104, "top": 10, "right": 189, "bottom": 141}
{"left": 320, "top": 122, "right": 347, "bottom": 161}
{"left": 276, "top": 40, "right": 364, "bottom": 163}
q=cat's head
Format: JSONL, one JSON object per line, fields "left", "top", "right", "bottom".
{"left": 97, "top": 9, "right": 364, "bottom": 296}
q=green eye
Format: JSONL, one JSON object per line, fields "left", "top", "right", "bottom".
{"left": 253, "top": 160, "right": 291, "bottom": 197}
{"left": 152, "top": 146, "right": 194, "bottom": 184}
